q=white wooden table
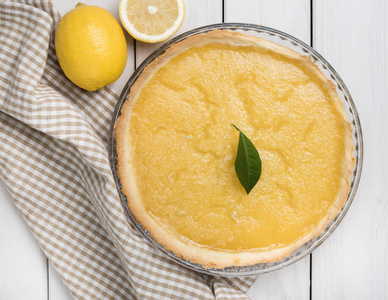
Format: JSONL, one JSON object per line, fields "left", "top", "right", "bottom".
{"left": 1, "top": 0, "right": 387, "bottom": 299}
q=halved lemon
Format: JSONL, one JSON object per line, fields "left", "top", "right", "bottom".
{"left": 119, "top": 0, "right": 185, "bottom": 43}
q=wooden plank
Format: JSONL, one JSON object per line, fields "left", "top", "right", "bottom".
{"left": 225, "top": 0, "right": 311, "bottom": 44}
{"left": 49, "top": 264, "right": 73, "bottom": 300}
{"left": 136, "top": 0, "right": 222, "bottom": 65}
{"left": 0, "top": 181, "right": 48, "bottom": 300}
{"left": 225, "top": 1, "right": 311, "bottom": 299}
{"left": 246, "top": 259, "right": 310, "bottom": 300}
{"left": 313, "top": 1, "right": 388, "bottom": 299}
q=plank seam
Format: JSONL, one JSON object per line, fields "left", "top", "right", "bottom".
{"left": 222, "top": 0, "right": 225, "bottom": 23}
{"left": 310, "top": 1, "right": 314, "bottom": 299}
{"left": 47, "top": 259, "right": 50, "bottom": 300}
{"left": 134, "top": 39, "right": 137, "bottom": 69}
{"left": 310, "top": 0, "right": 314, "bottom": 47}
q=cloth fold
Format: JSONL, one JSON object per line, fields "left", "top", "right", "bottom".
{"left": 0, "top": 1, "right": 255, "bottom": 299}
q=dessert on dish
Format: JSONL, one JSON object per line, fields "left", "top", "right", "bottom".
{"left": 115, "top": 30, "right": 355, "bottom": 269}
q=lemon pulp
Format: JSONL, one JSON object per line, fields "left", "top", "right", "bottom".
{"left": 119, "top": 0, "right": 185, "bottom": 43}
{"left": 126, "top": 0, "right": 179, "bottom": 35}
{"left": 129, "top": 43, "right": 347, "bottom": 251}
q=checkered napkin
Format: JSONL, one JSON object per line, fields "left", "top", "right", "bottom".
{"left": 0, "top": 1, "right": 256, "bottom": 299}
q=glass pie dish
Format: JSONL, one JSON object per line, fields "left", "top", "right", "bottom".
{"left": 108, "top": 23, "right": 363, "bottom": 277}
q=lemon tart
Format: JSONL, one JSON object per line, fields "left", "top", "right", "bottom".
{"left": 115, "top": 30, "right": 355, "bottom": 269}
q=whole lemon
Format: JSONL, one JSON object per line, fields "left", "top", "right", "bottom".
{"left": 55, "top": 3, "right": 127, "bottom": 91}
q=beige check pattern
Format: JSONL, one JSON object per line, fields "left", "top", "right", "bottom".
{"left": 0, "top": 1, "right": 256, "bottom": 299}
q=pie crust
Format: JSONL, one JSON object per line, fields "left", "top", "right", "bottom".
{"left": 115, "top": 30, "right": 356, "bottom": 269}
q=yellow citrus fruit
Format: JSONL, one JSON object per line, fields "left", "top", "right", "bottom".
{"left": 55, "top": 3, "right": 127, "bottom": 91}
{"left": 119, "top": 0, "right": 185, "bottom": 43}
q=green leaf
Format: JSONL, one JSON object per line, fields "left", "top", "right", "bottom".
{"left": 231, "top": 124, "right": 262, "bottom": 194}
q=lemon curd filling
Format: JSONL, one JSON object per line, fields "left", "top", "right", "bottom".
{"left": 128, "top": 41, "right": 347, "bottom": 252}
